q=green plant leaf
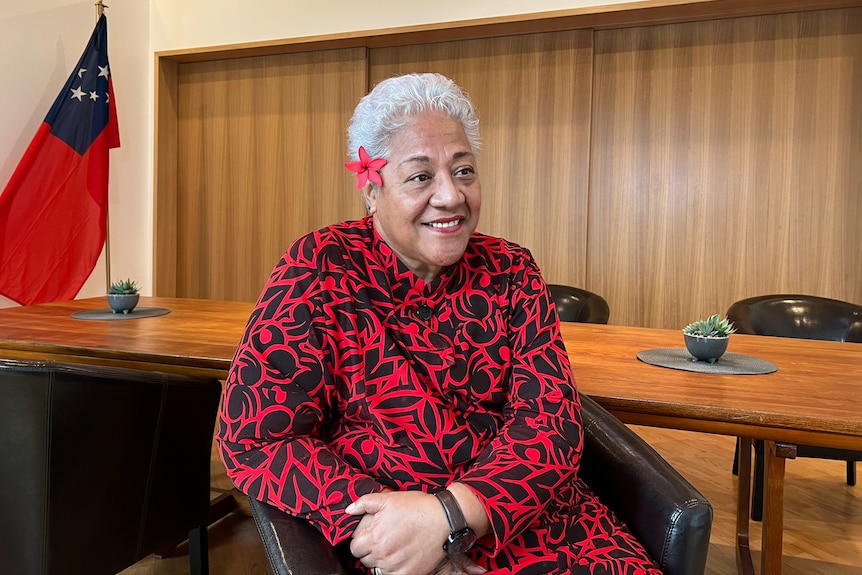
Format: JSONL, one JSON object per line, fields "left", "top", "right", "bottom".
{"left": 682, "top": 314, "right": 736, "bottom": 337}
{"left": 108, "top": 278, "right": 140, "bottom": 295}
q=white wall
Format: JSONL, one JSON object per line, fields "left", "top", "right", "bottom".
{"left": 148, "top": 0, "right": 633, "bottom": 50}
{"left": 0, "top": 0, "right": 632, "bottom": 308}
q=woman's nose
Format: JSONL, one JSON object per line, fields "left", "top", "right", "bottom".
{"left": 430, "top": 174, "right": 463, "bottom": 207}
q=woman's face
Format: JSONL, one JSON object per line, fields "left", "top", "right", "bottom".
{"left": 363, "top": 111, "right": 481, "bottom": 282}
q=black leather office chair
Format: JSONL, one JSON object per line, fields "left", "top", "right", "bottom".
{"left": 727, "top": 294, "right": 862, "bottom": 343}
{"left": 547, "top": 284, "right": 611, "bottom": 324}
{"left": 727, "top": 294, "right": 862, "bottom": 520}
{"left": 248, "top": 394, "right": 714, "bottom": 575}
{"left": 0, "top": 359, "right": 222, "bottom": 575}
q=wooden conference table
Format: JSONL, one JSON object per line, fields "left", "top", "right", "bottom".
{"left": 0, "top": 295, "right": 859, "bottom": 575}
{"left": 564, "top": 321, "right": 862, "bottom": 575}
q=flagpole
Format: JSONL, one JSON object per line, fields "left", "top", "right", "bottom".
{"left": 96, "top": 0, "right": 112, "bottom": 290}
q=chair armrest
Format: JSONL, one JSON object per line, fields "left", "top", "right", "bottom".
{"left": 578, "top": 395, "right": 713, "bottom": 575}
{"left": 247, "top": 496, "right": 349, "bottom": 575}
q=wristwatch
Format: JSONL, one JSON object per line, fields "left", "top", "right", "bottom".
{"left": 434, "top": 489, "right": 477, "bottom": 554}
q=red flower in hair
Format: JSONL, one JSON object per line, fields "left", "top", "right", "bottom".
{"left": 344, "top": 146, "right": 387, "bottom": 189}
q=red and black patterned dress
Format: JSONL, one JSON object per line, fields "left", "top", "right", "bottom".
{"left": 218, "top": 217, "right": 662, "bottom": 575}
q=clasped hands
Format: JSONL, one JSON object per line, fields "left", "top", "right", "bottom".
{"left": 347, "top": 490, "right": 486, "bottom": 575}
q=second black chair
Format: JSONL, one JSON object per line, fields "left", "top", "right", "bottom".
{"left": 547, "top": 284, "right": 610, "bottom": 324}
{"left": 726, "top": 293, "right": 862, "bottom": 520}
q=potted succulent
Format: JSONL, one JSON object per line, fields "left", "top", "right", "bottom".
{"left": 682, "top": 314, "right": 737, "bottom": 363}
{"left": 107, "top": 278, "right": 140, "bottom": 314}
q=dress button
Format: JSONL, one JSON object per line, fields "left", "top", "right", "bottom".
{"left": 416, "top": 305, "right": 433, "bottom": 321}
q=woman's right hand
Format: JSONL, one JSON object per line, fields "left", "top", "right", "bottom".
{"left": 347, "top": 489, "right": 487, "bottom": 575}
{"left": 348, "top": 490, "right": 449, "bottom": 574}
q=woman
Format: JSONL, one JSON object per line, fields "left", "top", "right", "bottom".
{"left": 218, "top": 73, "right": 661, "bottom": 575}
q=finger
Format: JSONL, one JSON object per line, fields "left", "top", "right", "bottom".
{"left": 348, "top": 514, "right": 376, "bottom": 562}
{"left": 344, "top": 501, "right": 364, "bottom": 515}
{"left": 345, "top": 492, "right": 387, "bottom": 515}
{"left": 348, "top": 539, "right": 376, "bottom": 569}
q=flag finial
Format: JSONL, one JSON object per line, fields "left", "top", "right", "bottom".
{"left": 95, "top": 0, "right": 107, "bottom": 19}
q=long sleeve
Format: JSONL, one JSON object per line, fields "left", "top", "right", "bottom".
{"left": 456, "top": 253, "right": 583, "bottom": 552}
{"left": 217, "top": 231, "right": 385, "bottom": 545}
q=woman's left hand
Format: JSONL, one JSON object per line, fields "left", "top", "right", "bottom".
{"left": 347, "top": 490, "right": 455, "bottom": 575}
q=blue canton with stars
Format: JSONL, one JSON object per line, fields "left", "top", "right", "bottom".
{"left": 44, "top": 15, "right": 112, "bottom": 156}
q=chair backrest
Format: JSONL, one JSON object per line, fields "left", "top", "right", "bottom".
{"left": 578, "top": 395, "right": 713, "bottom": 575}
{"left": 0, "top": 359, "right": 221, "bottom": 575}
{"left": 547, "top": 284, "right": 611, "bottom": 324}
{"left": 726, "top": 294, "right": 862, "bottom": 343}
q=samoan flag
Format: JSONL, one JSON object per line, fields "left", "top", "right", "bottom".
{"left": 0, "top": 14, "right": 120, "bottom": 305}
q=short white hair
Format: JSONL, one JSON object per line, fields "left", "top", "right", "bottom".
{"left": 346, "top": 73, "right": 481, "bottom": 171}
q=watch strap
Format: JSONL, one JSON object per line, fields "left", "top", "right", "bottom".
{"left": 434, "top": 489, "right": 468, "bottom": 533}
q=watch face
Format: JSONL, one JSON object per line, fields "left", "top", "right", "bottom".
{"left": 445, "top": 528, "right": 477, "bottom": 555}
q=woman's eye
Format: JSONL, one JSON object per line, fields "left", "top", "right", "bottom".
{"left": 409, "top": 174, "right": 431, "bottom": 183}
{"left": 455, "top": 166, "right": 476, "bottom": 177}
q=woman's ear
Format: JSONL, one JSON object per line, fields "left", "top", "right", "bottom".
{"left": 362, "top": 184, "right": 378, "bottom": 215}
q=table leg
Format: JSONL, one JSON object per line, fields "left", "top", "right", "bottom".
{"left": 761, "top": 441, "right": 797, "bottom": 575}
{"left": 736, "top": 437, "right": 755, "bottom": 575}
{"left": 209, "top": 488, "right": 240, "bottom": 521}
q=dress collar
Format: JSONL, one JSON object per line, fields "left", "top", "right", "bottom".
{"left": 365, "top": 216, "right": 457, "bottom": 307}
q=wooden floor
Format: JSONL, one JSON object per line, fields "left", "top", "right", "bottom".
{"left": 638, "top": 427, "right": 862, "bottom": 575}
{"left": 120, "top": 427, "right": 861, "bottom": 575}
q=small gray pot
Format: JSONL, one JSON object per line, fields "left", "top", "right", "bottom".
{"left": 107, "top": 293, "right": 139, "bottom": 314}
{"left": 683, "top": 334, "right": 729, "bottom": 364}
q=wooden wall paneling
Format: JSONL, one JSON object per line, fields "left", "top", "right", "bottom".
{"left": 175, "top": 49, "right": 368, "bottom": 301}
{"left": 154, "top": 4, "right": 862, "bottom": 321}
{"left": 588, "top": 8, "right": 862, "bottom": 329}
{"left": 370, "top": 30, "right": 594, "bottom": 288}
{"left": 804, "top": 9, "right": 862, "bottom": 306}
{"left": 153, "top": 57, "right": 179, "bottom": 296}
